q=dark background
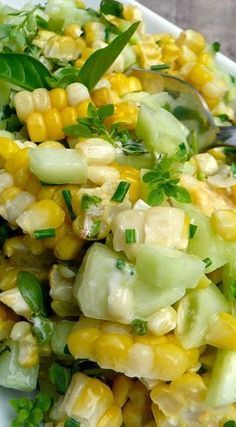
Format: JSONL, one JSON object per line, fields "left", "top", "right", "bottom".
{"left": 139, "top": 0, "right": 236, "bottom": 61}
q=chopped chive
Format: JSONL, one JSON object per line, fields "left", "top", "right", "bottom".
{"left": 125, "top": 228, "right": 136, "bottom": 244}
{"left": 189, "top": 224, "right": 198, "bottom": 239}
{"left": 34, "top": 228, "right": 56, "bottom": 240}
{"left": 116, "top": 257, "right": 126, "bottom": 270}
{"left": 150, "top": 64, "right": 170, "bottom": 71}
{"left": 131, "top": 319, "right": 148, "bottom": 335}
{"left": 111, "top": 181, "right": 130, "bottom": 202}
{"left": 211, "top": 41, "right": 221, "bottom": 53}
{"left": 231, "top": 162, "right": 236, "bottom": 177}
{"left": 64, "top": 418, "right": 81, "bottom": 427}
{"left": 203, "top": 257, "right": 212, "bottom": 268}
{"left": 62, "top": 190, "right": 76, "bottom": 221}
{"left": 81, "top": 194, "right": 102, "bottom": 211}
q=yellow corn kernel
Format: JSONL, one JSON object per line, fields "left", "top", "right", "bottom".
{"left": 153, "top": 343, "right": 189, "bottom": 381}
{"left": 92, "top": 88, "right": 120, "bottom": 107}
{"left": 82, "top": 47, "right": 95, "bottom": 60}
{"left": 76, "top": 100, "right": 91, "bottom": 117}
{"left": 112, "top": 375, "right": 133, "bottom": 407}
{"left": 206, "top": 312, "right": 236, "bottom": 349}
{"left": 128, "top": 381, "right": 150, "bottom": 408}
{"left": 16, "top": 199, "right": 65, "bottom": 235}
{"left": 0, "top": 266, "right": 21, "bottom": 291}
{"left": 85, "top": 22, "right": 105, "bottom": 46}
{"left": 0, "top": 319, "right": 15, "bottom": 340}
{"left": 170, "top": 372, "right": 207, "bottom": 401}
{"left": 0, "top": 185, "right": 21, "bottom": 204}
{"left": 197, "top": 52, "right": 214, "bottom": 68}
{"left": 18, "top": 332, "right": 39, "bottom": 368}
{"left": 97, "top": 404, "right": 123, "bottom": 427}
{"left": 119, "top": 165, "right": 140, "bottom": 204}
{"left": 134, "top": 335, "right": 168, "bottom": 345}
{"left": 27, "top": 112, "right": 48, "bottom": 142}
{"left": 14, "top": 90, "right": 34, "bottom": 121}
{"left": 61, "top": 107, "right": 78, "bottom": 127}
{"left": 108, "top": 74, "right": 142, "bottom": 96}
{"left": 177, "top": 45, "right": 197, "bottom": 66}
{"left": 43, "top": 108, "right": 65, "bottom": 140}
{"left": 122, "top": 399, "right": 152, "bottom": 427}
{"left": 177, "top": 29, "right": 205, "bottom": 53}
{"left": 43, "top": 223, "right": 67, "bottom": 249}
{"left": 0, "top": 137, "right": 19, "bottom": 167}
{"left": 201, "top": 79, "right": 227, "bottom": 100}
{"left": 68, "top": 327, "right": 102, "bottom": 360}
{"left": 38, "top": 141, "right": 65, "bottom": 149}
{"left": 64, "top": 24, "right": 82, "bottom": 39}
{"left": 54, "top": 235, "right": 83, "bottom": 260}
{"left": 37, "top": 186, "right": 57, "bottom": 201}
{"left": 32, "top": 88, "right": 51, "bottom": 113}
{"left": 189, "top": 64, "right": 213, "bottom": 86}
{"left": 105, "top": 101, "right": 138, "bottom": 130}
{"left": 185, "top": 347, "right": 200, "bottom": 370}
{"left": 22, "top": 235, "right": 45, "bottom": 256}
{"left": 75, "top": 58, "right": 85, "bottom": 68}
{"left": 95, "top": 333, "right": 133, "bottom": 371}
{"left": 49, "top": 88, "right": 67, "bottom": 111}
{"left": 24, "top": 175, "right": 42, "bottom": 197}
{"left": 5, "top": 147, "right": 29, "bottom": 176}
{"left": 162, "top": 43, "right": 180, "bottom": 63}
{"left": 211, "top": 209, "right": 236, "bottom": 240}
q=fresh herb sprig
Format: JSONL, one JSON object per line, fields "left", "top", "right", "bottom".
{"left": 65, "top": 103, "right": 147, "bottom": 155}
{"left": 10, "top": 392, "right": 53, "bottom": 427}
{"left": 142, "top": 144, "right": 191, "bottom": 206}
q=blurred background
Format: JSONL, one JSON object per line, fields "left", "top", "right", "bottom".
{"left": 139, "top": 0, "right": 236, "bottom": 61}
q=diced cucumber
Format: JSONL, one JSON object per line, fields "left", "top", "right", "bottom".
{"left": 46, "top": 0, "right": 98, "bottom": 29}
{"left": 122, "top": 91, "right": 150, "bottom": 103}
{"left": 176, "top": 284, "right": 229, "bottom": 348}
{"left": 51, "top": 320, "right": 76, "bottom": 357}
{"left": 123, "top": 45, "right": 137, "bottom": 69}
{"left": 183, "top": 204, "right": 231, "bottom": 273}
{"left": 206, "top": 349, "right": 236, "bottom": 406}
{"left": 115, "top": 153, "right": 154, "bottom": 169}
{"left": 136, "top": 244, "right": 204, "bottom": 293}
{"left": 29, "top": 148, "right": 88, "bottom": 184}
{"left": 75, "top": 242, "right": 205, "bottom": 324}
{"left": 140, "top": 92, "right": 171, "bottom": 110}
{"left": 135, "top": 103, "right": 188, "bottom": 155}
{"left": 0, "top": 341, "right": 39, "bottom": 392}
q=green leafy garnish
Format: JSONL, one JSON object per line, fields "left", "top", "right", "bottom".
{"left": 47, "top": 67, "right": 81, "bottom": 89}
{"left": 10, "top": 392, "right": 52, "bottom": 427}
{"left": 79, "top": 21, "right": 140, "bottom": 91}
{"left": 223, "top": 422, "right": 236, "bottom": 427}
{"left": 64, "top": 103, "right": 114, "bottom": 139}
{"left": 116, "top": 257, "right": 134, "bottom": 275}
{"left": 0, "top": 53, "right": 51, "bottom": 90}
{"left": 111, "top": 181, "right": 130, "bottom": 202}
{"left": 150, "top": 64, "right": 170, "bottom": 71}
{"left": 81, "top": 194, "right": 102, "bottom": 211}
{"left": 211, "top": 41, "right": 221, "bottom": 53}
{"left": 100, "top": 0, "right": 124, "bottom": 17}
{"left": 34, "top": 228, "right": 56, "bottom": 239}
{"left": 216, "top": 114, "right": 231, "bottom": 123}
{"left": 125, "top": 228, "right": 136, "bottom": 244}
{"left": 17, "top": 271, "right": 45, "bottom": 316}
{"left": 142, "top": 145, "right": 191, "bottom": 206}
{"left": 131, "top": 319, "right": 148, "bottom": 335}
{"left": 64, "top": 419, "right": 81, "bottom": 427}
{"left": 49, "top": 363, "right": 71, "bottom": 395}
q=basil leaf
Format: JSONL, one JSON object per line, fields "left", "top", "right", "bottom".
{"left": 100, "top": 0, "right": 124, "bottom": 17}
{"left": 0, "top": 53, "right": 51, "bottom": 90}
{"left": 17, "top": 271, "right": 45, "bottom": 315}
{"left": 79, "top": 21, "right": 140, "bottom": 91}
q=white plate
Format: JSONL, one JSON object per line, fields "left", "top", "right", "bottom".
{"left": 1, "top": 1, "right": 236, "bottom": 426}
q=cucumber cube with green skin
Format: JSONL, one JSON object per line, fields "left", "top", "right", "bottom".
{"left": 51, "top": 321, "right": 76, "bottom": 358}
{"left": 75, "top": 242, "right": 205, "bottom": 323}
{"left": 135, "top": 103, "right": 188, "bottom": 155}
{"left": 206, "top": 349, "right": 236, "bottom": 406}
{"left": 175, "top": 283, "right": 229, "bottom": 349}
{"left": 0, "top": 341, "right": 39, "bottom": 392}
{"left": 183, "top": 204, "right": 236, "bottom": 273}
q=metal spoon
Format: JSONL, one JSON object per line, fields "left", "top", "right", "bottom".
{"left": 129, "top": 67, "right": 236, "bottom": 152}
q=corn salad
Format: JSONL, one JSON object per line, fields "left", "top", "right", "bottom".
{"left": 0, "top": 0, "right": 236, "bottom": 426}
